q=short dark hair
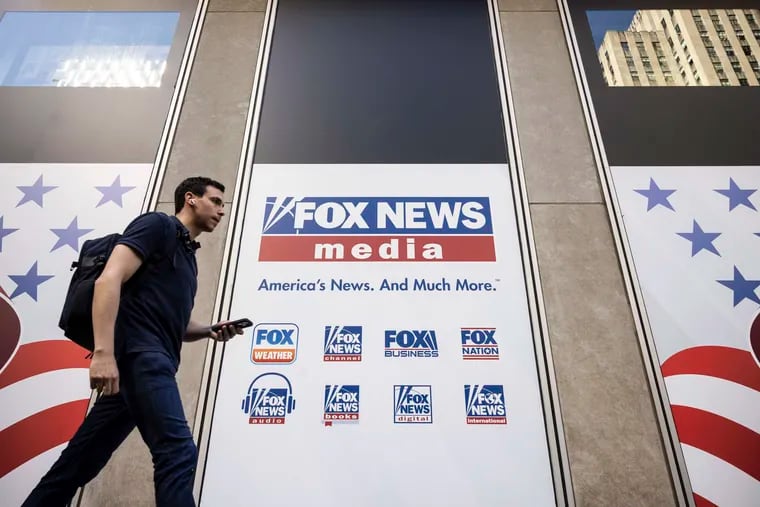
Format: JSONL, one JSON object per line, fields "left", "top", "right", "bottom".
{"left": 174, "top": 176, "right": 226, "bottom": 213}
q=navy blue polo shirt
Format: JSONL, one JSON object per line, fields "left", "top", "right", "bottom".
{"left": 114, "top": 212, "right": 198, "bottom": 366}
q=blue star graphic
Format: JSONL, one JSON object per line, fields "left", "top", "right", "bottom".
{"left": 634, "top": 178, "right": 676, "bottom": 211}
{"left": 676, "top": 220, "right": 721, "bottom": 257}
{"left": 16, "top": 175, "right": 57, "bottom": 207}
{"left": 8, "top": 261, "right": 55, "bottom": 301}
{"left": 0, "top": 216, "right": 19, "bottom": 253}
{"left": 50, "top": 217, "right": 94, "bottom": 252}
{"left": 714, "top": 178, "right": 757, "bottom": 211}
{"left": 717, "top": 266, "right": 760, "bottom": 307}
{"left": 96, "top": 176, "right": 136, "bottom": 207}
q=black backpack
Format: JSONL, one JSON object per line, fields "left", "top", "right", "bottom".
{"left": 58, "top": 215, "right": 178, "bottom": 352}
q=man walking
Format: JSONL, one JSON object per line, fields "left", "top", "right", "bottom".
{"left": 23, "top": 176, "right": 244, "bottom": 507}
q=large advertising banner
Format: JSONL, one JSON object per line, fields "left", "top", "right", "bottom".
{"left": 201, "top": 164, "right": 557, "bottom": 506}
{"left": 0, "top": 164, "right": 151, "bottom": 506}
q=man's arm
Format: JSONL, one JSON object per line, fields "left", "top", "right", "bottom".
{"left": 90, "top": 244, "right": 144, "bottom": 396}
{"left": 183, "top": 319, "right": 244, "bottom": 342}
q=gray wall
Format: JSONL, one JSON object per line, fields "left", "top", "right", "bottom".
{"left": 82, "top": 1, "right": 677, "bottom": 505}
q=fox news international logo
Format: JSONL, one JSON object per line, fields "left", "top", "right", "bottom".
{"left": 241, "top": 372, "right": 296, "bottom": 425}
{"left": 385, "top": 329, "right": 439, "bottom": 358}
{"left": 324, "top": 326, "right": 362, "bottom": 362}
{"left": 464, "top": 385, "right": 506, "bottom": 425}
{"left": 323, "top": 385, "right": 360, "bottom": 426}
{"left": 394, "top": 385, "right": 433, "bottom": 423}
{"left": 258, "top": 196, "right": 495, "bottom": 262}
{"left": 461, "top": 328, "right": 500, "bottom": 360}
{"left": 251, "top": 323, "right": 298, "bottom": 364}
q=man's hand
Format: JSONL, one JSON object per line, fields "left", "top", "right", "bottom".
{"left": 209, "top": 321, "right": 245, "bottom": 342}
{"left": 90, "top": 350, "right": 120, "bottom": 396}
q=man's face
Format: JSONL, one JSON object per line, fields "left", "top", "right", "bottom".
{"left": 190, "top": 185, "right": 225, "bottom": 232}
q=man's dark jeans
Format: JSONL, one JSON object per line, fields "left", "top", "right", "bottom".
{"left": 21, "top": 351, "right": 197, "bottom": 507}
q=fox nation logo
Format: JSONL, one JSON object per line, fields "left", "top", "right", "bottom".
{"left": 258, "top": 196, "right": 495, "bottom": 262}
{"left": 393, "top": 385, "right": 433, "bottom": 423}
{"left": 385, "top": 329, "right": 439, "bottom": 358}
{"left": 461, "top": 328, "right": 500, "bottom": 360}
{"left": 241, "top": 373, "right": 296, "bottom": 425}
{"left": 464, "top": 385, "right": 506, "bottom": 425}
{"left": 323, "top": 326, "right": 362, "bottom": 362}
{"left": 323, "top": 385, "right": 360, "bottom": 426}
{"left": 251, "top": 323, "right": 298, "bottom": 364}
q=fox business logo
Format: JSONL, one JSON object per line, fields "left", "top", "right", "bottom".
{"left": 394, "top": 385, "right": 433, "bottom": 423}
{"left": 258, "top": 197, "right": 495, "bottom": 262}
{"left": 241, "top": 373, "right": 296, "bottom": 425}
{"left": 324, "top": 326, "right": 362, "bottom": 362}
{"left": 461, "top": 328, "right": 500, "bottom": 360}
{"left": 251, "top": 323, "right": 298, "bottom": 364}
{"left": 385, "top": 329, "right": 439, "bottom": 358}
{"left": 323, "top": 385, "right": 360, "bottom": 426}
{"left": 464, "top": 385, "right": 506, "bottom": 425}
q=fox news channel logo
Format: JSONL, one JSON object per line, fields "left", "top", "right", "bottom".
{"left": 323, "top": 385, "right": 360, "bottom": 426}
{"left": 241, "top": 372, "right": 296, "bottom": 425}
{"left": 258, "top": 196, "right": 495, "bottom": 262}
{"left": 385, "top": 329, "right": 439, "bottom": 358}
{"left": 464, "top": 385, "right": 506, "bottom": 425}
{"left": 250, "top": 323, "right": 298, "bottom": 364}
{"left": 394, "top": 385, "right": 433, "bottom": 423}
{"left": 324, "top": 326, "right": 362, "bottom": 362}
{"left": 461, "top": 328, "right": 500, "bottom": 360}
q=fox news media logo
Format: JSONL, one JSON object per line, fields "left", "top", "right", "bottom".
{"left": 394, "top": 385, "right": 433, "bottom": 423}
{"left": 461, "top": 328, "right": 500, "bottom": 360}
{"left": 251, "top": 323, "right": 298, "bottom": 364}
{"left": 323, "top": 385, "right": 360, "bottom": 426}
{"left": 241, "top": 372, "right": 296, "bottom": 425}
{"left": 324, "top": 326, "right": 362, "bottom": 362}
{"left": 385, "top": 329, "right": 439, "bottom": 358}
{"left": 258, "top": 197, "right": 495, "bottom": 262}
{"left": 464, "top": 385, "right": 506, "bottom": 425}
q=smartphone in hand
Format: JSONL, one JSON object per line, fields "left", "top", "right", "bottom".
{"left": 211, "top": 318, "right": 253, "bottom": 332}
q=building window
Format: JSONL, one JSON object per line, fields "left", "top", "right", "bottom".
{"left": 739, "top": 78, "right": 749, "bottom": 86}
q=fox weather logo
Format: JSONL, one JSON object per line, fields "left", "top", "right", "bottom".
{"left": 384, "top": 329, "right": 439, "bottom": 358}
{"left": 241, "top": 372, "right": 296, "bottom": 425}
{"left": 250, "top": 323, "right": 298, "bottom": 364}
{"left": 464, "top": 385, "right": 506, "bottom": 425}
{"left": 323, "top": 385, "right": 360, "bottom": 426}
{"left": 393, "top": 385, "right": 433, "bottom": 423}
{"left": 323, "top": 326, "right": 362, "bottom": 362}
{"left": 461, "top": 328, "right": 500, "bottom": 360}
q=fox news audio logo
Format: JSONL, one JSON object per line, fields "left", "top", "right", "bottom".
{"left": 464, "top": 385, "right": 506, "bottom": 425}
{"left": 385, "top": 329, "right": 439, "bottom": 358}
{"left": 323, "top": 385, "right": 360, "bottom": 426}
{"left": 251, "top": 323, "right": 298, "bottom": 364}
{"left": 241, "top": 373, "right": 296, "bottom": 424}
{"left": 461, "top": 328, "right": 500, "bottom": 360}
{"left": 259, "top": 197, "right": 495, "bottom": 262}
{"left": 324, "top": 326, "right": 362, "bottom": 362}
{"left": 394, "top": 385, "right": 433, "bottom": 423}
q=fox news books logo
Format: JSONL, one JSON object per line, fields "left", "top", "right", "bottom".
{"left": 324, "top": 326, "right": 362, "bottom": 362}
{"left": 251, "top": 323, "right": 298, "bottom": 364}
{"left": 461, "top": 328, "right": 500, "bottom": 360}
{"left": 259, "top": 197, "right": 495, "bottom": 262}
{"left": 394, "top": 385, "right": 433, "bottom": 423}
{"left": 464, "top": 385, "right": 506, "bottom": 425}
{"left": 323, "top": 385, "right": 360, "bottom": 426}
{"left": 241, "top": 372, "right": 296, "bottom": 425}
{"left": 385, "top": 329, "right": 439, "bottom": 358}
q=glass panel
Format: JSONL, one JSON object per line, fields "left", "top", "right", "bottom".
{"left": 0, "top": 11, "right": 180, "bottom": 87}
{"left": 587, "top": 8, "right": 760, "bottom": 87}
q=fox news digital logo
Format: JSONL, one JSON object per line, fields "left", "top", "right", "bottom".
{"left": 464, "top": 385, "right": 506, "bottom": 425}
{"left": 323, "top": 326, "right": 362, "bottom": 362}
{"left": 394, "top": 385, "right": 433, "bottom": 423}
{"left": 258, "top": 197, "right": 495, "bottom": 262}
{"left": 241, "top": 373, "right": 296, "bottom": 425}
{"left": 461, "top": 328, "right": 500, "bottom": 360}
{"left": 385, "top": 329, "right": 439, "bottom": 358}
{"left": 323, "top": 385, "right": 360, "bottom": 426}
{"left": 250, "top": 323, "right": 298, "bottom": 364}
